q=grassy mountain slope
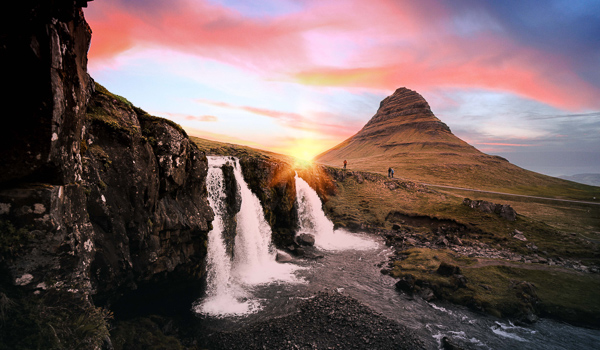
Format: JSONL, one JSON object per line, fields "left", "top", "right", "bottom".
{"left": 315, "top": 88, "right": 600, "bottom": 201}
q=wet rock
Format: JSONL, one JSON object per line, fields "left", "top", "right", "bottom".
{"left": 418, "top": 287, "right": 435, "bottom": 301}
{"left": 437, "top": 262, "right": 461, "bottom": 276}
{"left": 442, "top": 336, "right": 464, "bottom": 350}
{"left": 394, "top": 274, "right": 416, "bottom": 294}
{"left": 276, "top": 250, "right": 293, "bottom": 262}
{"left": 296, "top": 233, "right": 316, "bottom": 246}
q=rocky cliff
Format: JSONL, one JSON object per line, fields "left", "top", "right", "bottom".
{"left": 0, "top": 1, "right": 213, "bottom": 348}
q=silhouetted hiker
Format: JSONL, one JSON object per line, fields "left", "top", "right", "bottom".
{"left": 391, "top": 168, "right": 394, "bottom": 178}
{"left": 343, "top": 160, "right": 347, "bottom": 169}
{"left": 388, "top": 167, "right": 392, "bottom": 178}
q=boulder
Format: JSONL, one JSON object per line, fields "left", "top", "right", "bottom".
{"left": 418, "top": 287, "right": 435, "bottom": 301}
{"left": 296, "top": 233, "right": 316, "bottom": 246}
{"left": 463, "top": 198, "right": 517, "bottom": 221}
{"left": 394, "top": 274, "right": 416, "bottom": 294}
{"left": 451, "top": 274, "right": 468, "bottom": 288}
{"left": 437, "top": 262, "right": 461, "bottom": 276}
{"left": 276, "top": 250, "right": 293, "bottom": 263}
{"left": 442, "top": 336, "right": 464, "bottom": 350}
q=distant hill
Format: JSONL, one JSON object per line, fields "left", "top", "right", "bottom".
{"left": 559, "top": 174, "right": 600, "bottom": 187}
{"left": 315, "top": 88, "right": 598, "bottom": 198}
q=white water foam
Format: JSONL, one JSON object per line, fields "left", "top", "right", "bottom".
{"left": 294, "top": 173, "right": 378, "bottom": 251}
{"left": 195, "top": 157, "right": 303, "bottom": 318}
{"left": 230, "top": 159, "right": 303, "bottom": 286}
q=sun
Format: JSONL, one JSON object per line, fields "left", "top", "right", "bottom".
{"left": 286, "top": 139, "right": 326, "bottom": 163}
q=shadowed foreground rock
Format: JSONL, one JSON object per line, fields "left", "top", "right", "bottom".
{"left": 203, "top": 291, "right": 425, "bottom": 350}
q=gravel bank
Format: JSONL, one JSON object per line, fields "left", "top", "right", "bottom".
{"left": 202, "top": 291, "right": 426, "bottom": 349}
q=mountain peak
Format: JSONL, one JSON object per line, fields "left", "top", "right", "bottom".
{"left": 315, "top": 86, "right": 525, "bottom": 187}
{"left": 361, "top": 87, "right": 450, "bottom": 138}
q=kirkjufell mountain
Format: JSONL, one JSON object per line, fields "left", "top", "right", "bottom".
{"left": 316, "top": 87, "right": 572, "bottom": 190}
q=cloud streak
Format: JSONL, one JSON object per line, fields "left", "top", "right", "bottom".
{"left": 195, "top": 98, "right": 360, "bottom": 138}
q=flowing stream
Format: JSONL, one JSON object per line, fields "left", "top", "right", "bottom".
{"left": 195, "top": 157, "right": 600, "bottom": 349}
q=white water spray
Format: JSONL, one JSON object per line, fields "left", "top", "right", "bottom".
{"left": 195, "top": 157, "right": 302, "bottom": 317}
{"left": 230, "top": 159, "right": 301, "bottom": 285}
{"left": 294, "top": 173, "right": 377, "bottom": 251}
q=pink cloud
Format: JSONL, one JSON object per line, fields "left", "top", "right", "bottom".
{"left": 159, "top": 111, "right": 218, "bottom": 122}
{"left": 85, "top": 0, "right": 600, "bottom": 112}
{"left": 195, "top": 98, "right": 358, "bottom": 138}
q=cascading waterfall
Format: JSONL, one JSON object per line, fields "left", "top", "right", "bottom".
{"left": 295, "top": 172, "right": 377, "bottom": 251}
{"left": 195, "top": 157, "right": 302, "bottom": 317}
{"left": 195, "top": 157, "right": 251, "bottom": 316}
{"left": 229, "top": 158, "right": 301, "bottom": 285}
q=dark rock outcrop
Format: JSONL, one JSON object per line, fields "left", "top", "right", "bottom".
{"left": 296, "top": 233, "right": 316, "bottom": 246}
{"left": 82, "top": 86, "right": 213, "bottom": 307}
{"left": 463, "top": 198, "right": 517, "bottom": 221}
{"left": 221, "top": 161, "right": 242, "bottom": 257}
{"left": 238, "top": 157, "right": 299, "bottom": 247}
{"left": 0, "top": 1, "right": 213, "bottom": 347}
{"left": 437, "top": 262, "right": 461, "bottom": 276}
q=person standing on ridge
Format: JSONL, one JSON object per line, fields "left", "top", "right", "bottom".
{"left": 388, "top": 167, "right": 392, "bottom": 178}
{"left": 391, "top": 168, "right": 394, "bottom": 178}
{"left": 343, "top": 160, "right": 347, "bottom": 169}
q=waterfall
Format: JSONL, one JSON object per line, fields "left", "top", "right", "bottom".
{"left": 295, "top": 173, "right": 377, "bottom": 251}
{"left": 195, "top": 156, "right": 302, "bottom": 317}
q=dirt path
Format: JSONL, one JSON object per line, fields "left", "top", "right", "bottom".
{"left": 421, "top": 183, "right": 600, "bottom": 206}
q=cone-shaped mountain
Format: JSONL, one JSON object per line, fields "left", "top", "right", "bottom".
{"left": 316, "top": 87, "right": 568, "bottom": 190}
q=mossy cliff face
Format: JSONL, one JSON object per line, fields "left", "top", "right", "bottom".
{"left": 0, "top": 1, "right": 213, "bottom": 348}
{"left": 82, "top": 86, "right": 213, "bottom": 307}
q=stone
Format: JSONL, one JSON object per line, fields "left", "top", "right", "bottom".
{"left": 452, "top": 274, "right": 468, "bottom": 288}
{"left": 463, "top": 198, "right": 517, "bottom": 221}
{"left": 437, "top": 262, "right": 461, "bottom": 276}
{"left": 276, "top": 250, "right": 293, "bottom": 262}
{"left": 394, "top": 274, "right": 416, "bottom": 294}
{"left": 296, "top": 233, "right": 316, "bottom": 246}
{"left": 514, "top": 233, "right": 528, "bottom": 242}
{"left": 442, "top": 336, "right": 464, "bottom": 350}
{"left": 418, "top": 287, "right": 435, "bottom": 301}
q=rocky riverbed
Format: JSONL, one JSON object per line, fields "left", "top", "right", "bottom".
{"left": 200, "top": 291, "right": 426, "bottom": 350}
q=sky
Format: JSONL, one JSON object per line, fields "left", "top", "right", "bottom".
{"left": 84, "top": 0, "right": 600, "bottom": 176}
